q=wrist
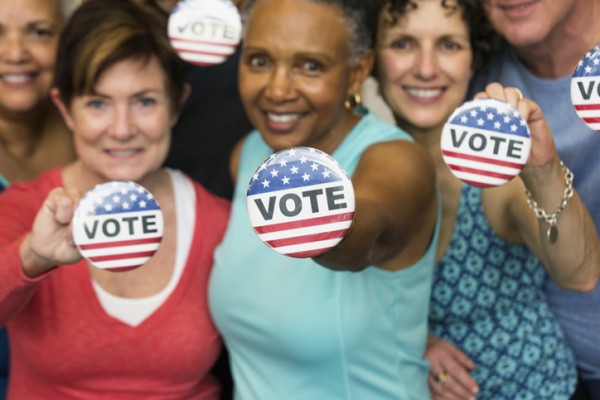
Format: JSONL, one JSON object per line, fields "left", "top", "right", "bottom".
{"left": 19, "top": 235, "right": 57, "bottom": 278}
{"left": 522, "top": 160, "right": 574, "bottom": 244}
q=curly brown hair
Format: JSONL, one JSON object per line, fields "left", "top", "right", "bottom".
{"left": 373, "top": 0, "right": 497, "bottom": 74}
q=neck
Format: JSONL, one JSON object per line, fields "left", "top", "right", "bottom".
{"left": 63, "top": 161, "right": 167, "bottom": 198}
{"left": 0, "top": 105, "right": 58, "bottom": 158}
{"left": 515, "top": 0, "right": 600, "bottom": 78}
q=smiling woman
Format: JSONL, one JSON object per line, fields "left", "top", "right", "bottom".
{"left": 0, "top": 0, "right": 231, "bottom": 399}
{"left": 373, "top": 1, "right": 600, "bottom": 399}
{"left": 0, "top": 0, "right": 75, "bottom": 186}
{"left": 208, "top": 0, "right": 440, "bottom": 399}
{"left": 0, "top": 0, "right": 76, "bottom": 397}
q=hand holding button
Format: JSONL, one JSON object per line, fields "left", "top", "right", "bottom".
{"left": 246, "top": 147, "right": 355, "bottom": 258}
{"left": 441, "top": 95, "right": 532, "bottom": 187}
{"left": 22, "top": 187, "right": 83, "bottom": 276}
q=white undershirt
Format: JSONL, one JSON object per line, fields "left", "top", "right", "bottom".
{"left": 92, "top": 169, "right": 195, "bottom": 326}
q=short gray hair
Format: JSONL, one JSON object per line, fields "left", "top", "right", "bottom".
{"left": 242, "top": 0, "right": 375, "bottom": 66}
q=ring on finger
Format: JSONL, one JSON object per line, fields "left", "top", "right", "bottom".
{"left": 433, "top": 370, "right": 448, "bottom": 386}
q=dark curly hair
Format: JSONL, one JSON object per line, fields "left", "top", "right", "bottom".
{"left": 372, "top": 0, "right": 497, "bottom": 74}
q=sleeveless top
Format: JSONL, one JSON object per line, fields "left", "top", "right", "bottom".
{"left": 429, "top": 184, "right": 577, "bottom": 399}
{"left": 209, "top": 112, "right": 440, "bottom": 400}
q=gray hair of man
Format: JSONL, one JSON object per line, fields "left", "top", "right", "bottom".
{"left": 240, "top": 0, "right": 376, "bottom": 67}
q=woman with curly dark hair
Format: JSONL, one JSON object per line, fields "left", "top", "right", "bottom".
{"left": 373, "top": 1, "right": 599, "bottom": 399}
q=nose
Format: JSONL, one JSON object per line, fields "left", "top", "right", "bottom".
{"left": 112, "top": 105, "right": 136, "bottom": 140}
{"left": 414, "top": 47, "right": 438, "bottom": 80}
{"left": 264, "top": 67, "right": 297, "bottom": 103}
{"left": 0, "top": 33, "right": 30, "bottom": 64}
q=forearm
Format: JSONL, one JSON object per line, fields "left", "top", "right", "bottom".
{"left": 522, "top": 158, "right": 600, "bottom": 291}
{"left": 313, "top": 199, "right": 391, "bottom": 272}
{"left": 0, "top": 238, "right": 48, "bottom": 324}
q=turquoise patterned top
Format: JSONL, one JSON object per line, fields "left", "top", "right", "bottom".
{"left": 429, "top": 184, "right": 576, "bottom": 399}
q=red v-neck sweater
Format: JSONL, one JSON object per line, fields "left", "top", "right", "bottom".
{"left": 0, "top": 168, "right": 230, "bottom": 400}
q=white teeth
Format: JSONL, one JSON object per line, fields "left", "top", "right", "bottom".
{"left": 108, "top": 149, "right": 137, "bottom": 157}
{"left": 406, "top": 88, "right": 443, "bottom": 98}
{"left": 1, "top": 74, "right": 31, "bottom": 83}
{"left": 267, "top": 113, "right": 300, "bottom": 123}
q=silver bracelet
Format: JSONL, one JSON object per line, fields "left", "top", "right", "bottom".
{"left": 523, "top": 161, "right": 574, "bottom": 244}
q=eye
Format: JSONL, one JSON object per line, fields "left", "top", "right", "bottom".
{"left": 390, "top": 37, "right": 412, "bottom": 50}
{"left": 86, "top": 98, "right": 105, "bottom": 109}
{"left": 28, "top": 25, "right": 55, "bottom": 40}
{"left": 301, "top": 60, "right": 322, "bottom": 72}
{"left": 439, "top": 39, "right": 462, "bottom": 51}
{"left": 138, "top": 97, "right": 156, "bottom": 107}
{"left": 248, "top": 54, "right": 268, "bottom": 69}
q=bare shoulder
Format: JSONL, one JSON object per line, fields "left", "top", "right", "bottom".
{"left": 355, "top": 139, "right": 436, "bottom": 192}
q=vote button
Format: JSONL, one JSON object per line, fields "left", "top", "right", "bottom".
{"left": 441, "top": 98, "right": 531, "bottom": 187}
{"left": 247, "top": 147, "right": 355, "bottom": 258}
{"left": 571, "top": 44, "right": 600, "bottom": 133}
{"left": 168, "top": 0, "right": 242, "bottom": 67}
{"left": 72, "top": 181, "right": 164, "bottom": 271}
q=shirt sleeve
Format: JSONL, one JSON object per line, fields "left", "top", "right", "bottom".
{"left": 0, "top": 182, "right": 53, "bottom": 325}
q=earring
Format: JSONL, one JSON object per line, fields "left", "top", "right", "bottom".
{"left": 344, "top": 93, "right": 365, "bottom": 116}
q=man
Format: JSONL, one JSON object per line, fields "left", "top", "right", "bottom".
{"left": 479, "top": 1, "right": 600, "bottom": 398}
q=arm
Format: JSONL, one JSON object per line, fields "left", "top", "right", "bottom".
{"left": 314, "top": 139, "right": 438, "bottom": 272}
{"left": 0, "top": 184, "right": 81, "bottom": 323}
{"left": 478, "top": 83, "right": 600, "bottom": 291}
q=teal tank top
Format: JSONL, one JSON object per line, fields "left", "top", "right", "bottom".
{"left": 209, "top": 112, "right": 439, "bottom": 400}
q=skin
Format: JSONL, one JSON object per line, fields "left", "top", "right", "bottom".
{"left": 375, "top": 1, "right": 600, "bottom": 398}
{"left": 483, "top": 0, "right": 600, "bottom": 78}
{"left": 0, "top": 0, "right": 75, "bottom": 182}
{"left": 238, "top": 0, "right": 369, "bottom": 154}
{"left": 22, "top": 57, "right": 188, "bottom": 299}
{"left": 235, "top": 0, "right": 438, "bottom": 272}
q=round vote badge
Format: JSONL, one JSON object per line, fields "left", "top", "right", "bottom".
{"left": 247, "top": 147, "right": 355, "bottom": 258}
{"left": 72, "top": 181, "right": 164, "bottom": 271}
{"left": 168, "top": 0, "right": 242, "bottom": 67}
{"left": 571, "top": 44, "right": 600, "bottom": 133}
{"left": 441, "top": 98, "right": 532, "bottom": 188}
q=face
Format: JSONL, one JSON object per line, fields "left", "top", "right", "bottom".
{"left": 483, "top": 0, "right": 576, "bottom": 48}
{"left": 375, "top": 0, "right": 473, "bottom": 133}
{"left": 239, "top": 0, "right": 371, "bottom": 152}
{"left": 0, "top": 0, "right": 62, "bottom": 114}
{"left": 54, "top": 57, "right": 177, "bottom": 186}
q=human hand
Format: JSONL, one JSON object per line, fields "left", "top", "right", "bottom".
{"left": 426, "top": 334, "right": 479, "bottom": 400}
{"left": 20, "top": 187, "right": 82, "bottom": 277}
{"left": 474, "top": 82, "right": 557, "bottom": 169}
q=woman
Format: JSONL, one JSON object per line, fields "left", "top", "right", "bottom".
{"left": 0, "top": 0, "right": 75, "bottom": 187}
{"left": 373, "top": 1, "right": 600, "bottom": 399}
{"left": 208, "top": 0, "right": 439, "bottom": 398}
{"left": 0, "top": 0, "right": 76, "bottom": 396}
{"left": 0, "top": 0, "right": 229, "bottom": 398}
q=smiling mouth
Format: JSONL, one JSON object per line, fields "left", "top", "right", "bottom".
{"left": 266, "top": 112, "right": 301, "bottom": 123}
{"left": 106, "top": 149, "right": 142, "bottom": 157}
{"left": 405, "top": 87, "right": 444, "bottom": 99}
{"left": 0, "top": 73, "right": 35, "bottom": 84}
{"left": 499, "top": 0, "right": 538, "bottom": 12}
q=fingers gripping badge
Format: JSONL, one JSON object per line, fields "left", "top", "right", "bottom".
{"left": 72, "top": 181, "right": 164, "bottom": 271}
{"left": 441, "top": 98, "right": 532, "bottom": 187}
{"left": 247, "top": 147, "right": 355, "bottom": 258}
{"left": 571, "top": 43, "right": 600, "bottom": 133}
